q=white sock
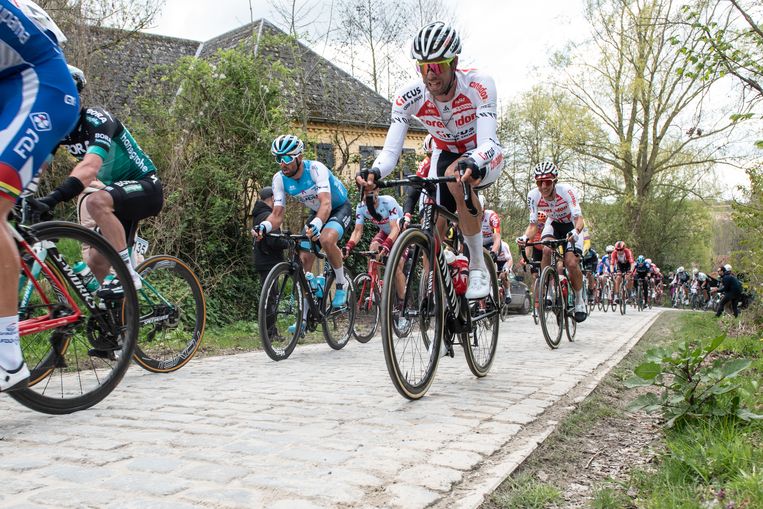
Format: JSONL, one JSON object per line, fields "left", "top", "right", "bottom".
{"left": 118, "top": 248, "right": 138, "bottom": 277}
{"left": 303, "top": 297, "right": 309, "bottom": 320}
{"left": 0, "top": 315, "right": 23, "bottom": 370}
{"left": 575, "top": 288, "right": 584, "bottom": 305}
{"left": 333, "top": 266, "right": 346, "bottom": 286}
{"left": 463, "top": 234, "right": 487, "bottom": 272}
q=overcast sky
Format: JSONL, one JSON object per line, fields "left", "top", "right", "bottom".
{"left": 145, "top": 0, "right": 589, "bottom": 102}
{"left": 144, "top": 0, "right": 753, "bottom": 195}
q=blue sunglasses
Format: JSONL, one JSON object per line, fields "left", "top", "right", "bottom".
{"left": 275, "top": 154, "right": 296, "bottom": 164}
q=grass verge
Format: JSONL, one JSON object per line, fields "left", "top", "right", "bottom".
{"left": 484, "top": 311, "right": 762, "bottom": 509}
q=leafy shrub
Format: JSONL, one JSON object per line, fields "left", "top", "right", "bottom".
{"left": 626, "top": 335, "right": 762, "bottom": 427}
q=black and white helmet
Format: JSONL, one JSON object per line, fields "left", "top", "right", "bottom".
{"left": 533, "top": 161, "right": 559, "bottom": 180}
{"left": 411, "top": 21, "right": 461, "bottom": 61}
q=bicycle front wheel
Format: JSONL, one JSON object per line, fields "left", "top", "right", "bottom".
{"left": 381, "top": 228, "right": 444, "bottom": 400}
{"left": 12, "top": 221, "right": 139, "bottom": 414}
{"left": 538, "top": 265, "right": 563, "bottom": 349}
{"left": 321, "top": 269, "right": 355, "bottom": 350}
{"left": 619, "top": 287, "right": 627, "bottom": 315}
{"left": 259, "top": 262, "right": 303, "bottom": 361}
{"left": 462, "top": 249, "right": 499, "bottom": 377}
{"left": 132, "top": 255, "right": 206, "bottom": 373}
{"left": 351, "top": 273, "right": 378, "bottom": 343}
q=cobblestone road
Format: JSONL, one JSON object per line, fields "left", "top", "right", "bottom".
{"left": 1, "top": 308, "right": 662, "bottom": 508}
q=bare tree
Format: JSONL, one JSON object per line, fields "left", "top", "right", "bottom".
{"left": 559, "top": 0, "right": 746, "bottom": 237}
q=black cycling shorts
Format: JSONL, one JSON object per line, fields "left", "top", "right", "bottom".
{"left": 103, "top": 174, "right": 163, "bottom": 239}
{"left": 616, "top": 262, "right": 631, "bottom": 274}
{"left": 305, "top": 201, "right": 353, "bottom": 241}
{"left": 544, "top": 221, "right": 582, "bottom": 256}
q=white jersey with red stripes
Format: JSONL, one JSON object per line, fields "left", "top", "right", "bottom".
{"left": 527, "top": 183, "right": 582, "bottom": 224}
{"left": 481, "top": 209, "right": 501, "bottom": 243}
{"left": 373, "top": 68, "right": 502, "bottom": 180}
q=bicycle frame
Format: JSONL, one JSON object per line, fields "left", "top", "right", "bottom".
{"left": 14, "top": 225, "right": 84, "bottom": 336}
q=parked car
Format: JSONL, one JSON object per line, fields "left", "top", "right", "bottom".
{"left": 504, "top": 272, "right": 531, "bottom": 314}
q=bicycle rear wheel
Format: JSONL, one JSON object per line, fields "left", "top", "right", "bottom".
{"left": 132, "top": 255, "right": 206, "bottom": 372}
{"left": 12, "top": 221, "right": 139, "bottom": 414}
{"left": 381, "top": 229, "right": 444, "bottom": 400}
{"left": 619, "top": 286, "right": 627, "bottom": 315}
{"left": 463, "top": 249, "right": 499, "bottom": 377}
{"left": 259, "top": 262, "right": 303, "bottom": 361}
{"left": 539, "top": 265, "right": 563, "bottom": 349}
{"left": 321, "top": 270, "right": 355, "bottom": 350}
{"left": 351, "top": 273, "right": 378, "bottom": 343}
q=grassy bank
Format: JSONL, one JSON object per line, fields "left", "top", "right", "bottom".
{"left": 485, "top": 311, "right": 762, "bottom": 509}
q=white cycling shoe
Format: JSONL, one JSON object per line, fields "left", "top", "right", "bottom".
{"left": 465, "top": 269, "right": 490, "bottom": 299}
{"left": 0, "top": 362, "right": 30, "bottom": 392}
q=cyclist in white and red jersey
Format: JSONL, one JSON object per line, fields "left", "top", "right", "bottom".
{"left": 356, "top": 21, "right": 504, "bottom": 300}
{"left": 612, "top": 240, "right": 635, "bottom": 304}
{"left": 401, "top": 134, "right": 433, "bottom": 229}
{"left": 478, "top": 195, "right": 501, "bottom": 258}
{"left": 496, "top": 240, "right": 513, "bottom": 305}
{"left": 0, "top": 0, "right": 80, "bottom": 391}
{"left": 516, "top": 162, "right": 588, "bottom": 322}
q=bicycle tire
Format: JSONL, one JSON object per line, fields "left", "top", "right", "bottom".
{"left": 637, "top": 284, "right": 644, "bottom": 312}
{"left": 532, "top": 277, "right": 540, "bottom": 325}
{"left": 351, "top": 273, "right": 378, "bottom": 343}
{"left": 11, "top": 221, "right": 139, "bottom": 414}
{"left": 132, "top": 255, "right": 206, "bottom": 373}
{"left": 321, "top": 269, "right": 355, "bottom": 350}
{"left": 619, "top": 286, "right": 627, "bottom": 315}
{"left": 539, "top": 265, "right": 563, "bottom": 349}
{"left": 380, "top": 228, "right": 444, "bottom": 400}
{"left": 259, "top": 262, "right": 302, "bottom": 361}
{"left": 462, "top": 249, "right": 499, "bottom": 377}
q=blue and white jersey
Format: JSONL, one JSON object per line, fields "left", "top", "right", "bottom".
{"left": 635, "top": 261, "right": 652, "bottom": 275}
{"left": 272, "top": 159, "right": 348, "bottom": 212}
{"left": 355, "top": 195, "right": 402, "bottom": 234}
{"left": 597, "top": 255, "right": 613, "bottom": 275}
{"left": 0, "top": 0, "right": 66, "bottom": 75}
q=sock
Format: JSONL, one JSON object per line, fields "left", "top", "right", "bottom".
{"left": 118, "top": 248, "right": 138, "bottom": 277}
{"left": 303, "top": 297, "right": 309, "bottom": 320}
{"left": 0, "top": 315, "right": 23, "bottom": 370}
{"left": 575, "top": 288, "right": 584, "bottom": 306}
{"left": 333, "top": 266, "right": 346, "bottom": 286}
{"left": 463, "top": 234, "right": 487, "bottom": 272}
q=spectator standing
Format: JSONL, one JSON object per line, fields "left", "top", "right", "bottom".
{"left": 713, "top": 264, "right": 742, "bottom": 318}
{"left": 251, "top": 187, "right": 288, "bottom": 335}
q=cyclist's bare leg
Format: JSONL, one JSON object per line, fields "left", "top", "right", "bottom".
{"left": 317, "top": 227, "right": 348, "bottom": 290}
{"left": 300, "top": 251, "right": 316, "bottom": 275}
{"left": 0, "top": 200, "right": 23, "bottom": 372}
{"left": 85, "top": 190, "right": 131, "bottom": 279}
{"left": 565, "top": 251, "right": 583, "bottom": 291}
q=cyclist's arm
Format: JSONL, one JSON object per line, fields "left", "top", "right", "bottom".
{"left": 403, "top": 186, "right": 422, "bottom": 215}
{"left": 468, "top": 74, "right": 501, "bottom": 171}
{"left": 387, "top": 218, "right": 401, "bottom": 243}
{"left": 314, "top": 191, "right": 332, "bottom": 224}
{"left": 372, "top": 83, "right": 420, "bottom": 178}
{"left": 264, "top": 205, "right": 285, "bottom": 231}
{"left": 348, "top": 222, "right": 364, "bottom": 245}
{"left": 70, "top": 153, "right": 103, "bottom": 188}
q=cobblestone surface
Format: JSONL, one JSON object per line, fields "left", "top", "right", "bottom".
{"left": 0, "top": 309, "right": 662, "bottom": 508}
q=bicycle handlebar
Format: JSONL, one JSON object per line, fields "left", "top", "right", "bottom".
{"left": 264, "top": 231, "right": 325, "bottom": 258}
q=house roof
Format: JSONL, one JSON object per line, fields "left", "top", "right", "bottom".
{"left": 80, "top": 21, "right": 424, "bottom": 131}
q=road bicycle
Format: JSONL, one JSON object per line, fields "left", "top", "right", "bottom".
{"left": 351, "top": 251, "right": 385, "bottom": 342}
{"left": 522, "top": 239, "right": 581, "bottom": 349}
{"left": 9, "top": 202, "right": 139, "bottom": 414}
{"left": 126, "top": 228, "right": 207, "bottom": 373}
{"left": 373, "top": 174, "right": 499, "bottom": 400}
{"left": 51, "top": 196, "right": 206, "bottom": 374}
{"left": 258, "top": 233, "right": 355, "bottom": 360}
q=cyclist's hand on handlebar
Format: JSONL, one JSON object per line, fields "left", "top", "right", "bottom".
{"left": 567, "top": 229, "right": 580, "bottom": 244}
{"left": 516, "top": 235, "right": 528, "bottom": 248}
{"left": 456, "top": 158, "right": 484, "bottom": 186}
{"left": 27, "top": 196, "right": 55, "bottom": 222}
{"left": 355, "top": 167, "right": 381, "bottom": 193}
{"left": 399, "top": 212, "right": 412, "bottom": 230}
{"left": 253, "top": 221, "right": 272, "bottom": 240}
{"left": 490, "top": 250, "right": 499, "bottom": 262}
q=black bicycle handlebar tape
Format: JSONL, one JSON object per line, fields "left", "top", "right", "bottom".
{"left": 457, "top": 160, "right": 479, "bottom": 217}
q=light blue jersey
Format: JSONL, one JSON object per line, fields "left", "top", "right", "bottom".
{"left": 355, "top": 195, "right": 402, "bottom": 235}
{"left": 272, "top": 159, "right": 347, "bottom": 212}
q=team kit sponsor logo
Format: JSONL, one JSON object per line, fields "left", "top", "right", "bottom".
{"left": 13, "top": 127, "right": 39, "bottom": 159}
{"left": 394, "top": 87, "right": 422, "bottom": 107}
{"left": 29, "top": 112, "right": 51, "bottom": 131}
{"left": 0, "top": 6, "right": 31, "bottom": 43}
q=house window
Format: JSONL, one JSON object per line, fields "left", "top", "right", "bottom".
{"left": 359, "top": 146, "right": 382, "bottom": 170}
{"left": 316, "top": 143, "right": 335, "bottom": 169}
